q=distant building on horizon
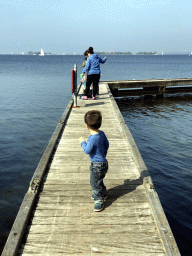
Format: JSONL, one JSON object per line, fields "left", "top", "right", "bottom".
{"left": 136, "top": 51, "right": 157, "bottom": 55}
{"left": 95, "top": 51, "right": 132, "bottom": 55}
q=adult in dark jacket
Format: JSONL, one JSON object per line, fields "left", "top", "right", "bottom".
{"left": 81, "top": 47, "right": 107, "bottom": 100}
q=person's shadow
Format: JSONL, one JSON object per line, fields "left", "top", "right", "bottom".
{"left": 104, "top": 177, "right": 143, "bottom": 209}
{"left": 85, "top": 102, "right": 105, "bottom": 107}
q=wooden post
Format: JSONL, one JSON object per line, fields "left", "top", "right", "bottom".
{"left": 73, "top": 64, "right": 77, "bottom": 107}
{"left": 72, "top": 64, "right": 79, "bottom": 108}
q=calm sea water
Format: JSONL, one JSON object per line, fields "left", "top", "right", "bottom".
{"left": 0, "top": 54, "right": 192, "bottom": 255}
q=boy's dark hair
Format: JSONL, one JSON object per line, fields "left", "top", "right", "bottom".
{"left": 84, "top": 110, "right": 102, "bottom": 130}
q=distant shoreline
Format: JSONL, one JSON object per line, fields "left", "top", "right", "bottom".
{"left": 0, "top": 52, "right": 191, "bottom": 56}
{"left": 95, "top": 51, "right": 158, "bottom": 55}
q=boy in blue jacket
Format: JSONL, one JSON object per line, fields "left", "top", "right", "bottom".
{"left": 79, "top": 110, "right": 109, "bottom": 212}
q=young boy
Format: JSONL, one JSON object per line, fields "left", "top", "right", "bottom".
{"left": 79, "top": 110, "right": 109, "bottom": 212}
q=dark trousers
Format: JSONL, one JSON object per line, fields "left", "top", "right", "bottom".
{"left": 84, "top": 74, "right": 100, "bottom": 97}
{"left": 90, "top": 161, "right": 108, "bottom": 204}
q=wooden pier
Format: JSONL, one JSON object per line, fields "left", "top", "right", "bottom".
{"left": 2, "top": 83, "right": 180, "bottom": 255}
{"left": 105, "top": 78, "right": 192, "bottom": 97}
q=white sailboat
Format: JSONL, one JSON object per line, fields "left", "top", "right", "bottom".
{"left": 39, "top": 48, "right": 45, "bottom": 56}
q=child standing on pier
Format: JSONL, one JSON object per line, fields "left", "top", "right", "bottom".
{"left": 79, "top": 110, "right": 109, "bottom": 212}
{"left": 81, "top": 47, "right": 107, "bottom": 100}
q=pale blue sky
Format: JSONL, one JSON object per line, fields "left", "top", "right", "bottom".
{"left": 1, "top": 0, "right": 192, "bottom": 54}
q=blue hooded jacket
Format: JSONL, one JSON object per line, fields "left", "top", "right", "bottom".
{"left": 82, "top": 54, "right": 107, "bottom": 75}
{"left": 81, "top": 131, "right": 109, "bottom": 162}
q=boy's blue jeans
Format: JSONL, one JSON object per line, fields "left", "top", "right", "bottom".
{"left": 89, "top": 161, "right": 108, "bottom": 204}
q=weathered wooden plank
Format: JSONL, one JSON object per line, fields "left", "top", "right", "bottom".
{"left": 30, "top": 214, "right": 154, "bottom": 226}
{"left": 43, "top": 177, "right": 139, "bottom": 184}
{"left": 39, "top": 182, "right": 143, "bottom": 191}
{"left": 48, "top": 162, "right": 137, "bottom": 169}
{"left": 39, "top": 182, "right": 144, "bottom": 190}
{"left": 53, "top": 163, "right": 136, "bottom": 170}
{"left": 25, "top": 234, "right": 163, "bottom": 244}
{"left": 46, "top": 167, "right": 138, "bottom": 174}
{"left": 52, "top": 151, "right": 133, "bottom": 156}
{"left": 24, "top": 235, "right": 163, "bottom": 250}
{"left": 21, "top": 253, "right": 165, "bottom": 256}
{"left": 20, "top": 239, "right": 165, "bottom": 255}
{"left": 43, "top": 174, "right": 138, "bottom": 182}
{"left": 28, "top": 224, "right": 157, "bottom": 236}
{"left": 35, "top": 199, "right": 149, "bottom": 209}
{"left": 48, "top": 160, "right": 136, "bottom": 167}
{"left": 55, "top": 146, "right": 131, "bottom": 151}
{"left": 33, "top": 202, "right": 151, "bottom": 216}
{"left": 40, "top": 188, "right": 143, "bottom": 197}
{"left": 115, "top": 86, "right": 192, "bottom": 96}
{"left": 35, "top": 204, "right": 151, "bottom": 214}
{"left": 31, "top": 211, "right": 153, "bottom": 221}
{"left": 36, "top": 198, "right": 147, "bottom": 207}
{"left": 105, "top": 78, "right": 192, "bottom": 89}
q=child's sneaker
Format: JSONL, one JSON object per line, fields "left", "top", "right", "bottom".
{"left": 94, "top": 203, "right": 104, "bottom": 212}
{"left": 92, "top": 97, "right": 96, "bottom": 100}
{"left": 81, "top": 96, "right": 87, "bottom": 100}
